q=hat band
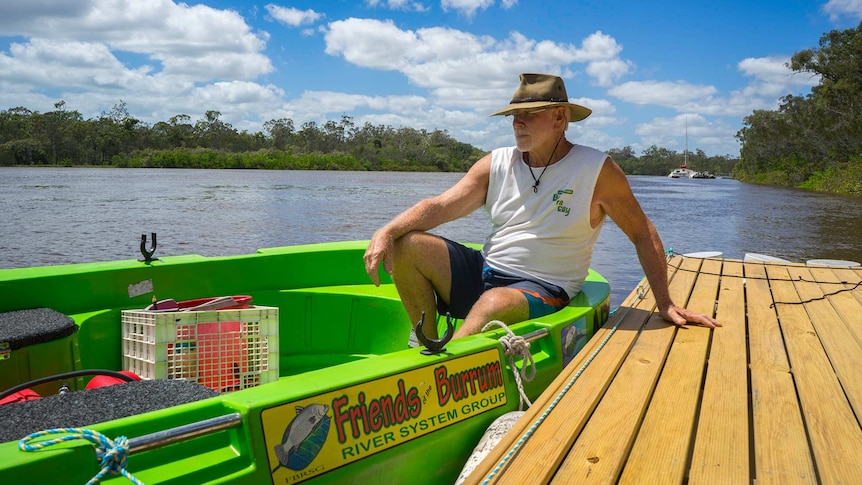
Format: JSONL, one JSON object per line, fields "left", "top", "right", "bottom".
{"left": 510, "top": 96, "right": 568, "bottom": 103}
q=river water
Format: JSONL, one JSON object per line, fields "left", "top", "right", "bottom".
{"left": 3, "top": 167, "right": 862, "bottom": 307}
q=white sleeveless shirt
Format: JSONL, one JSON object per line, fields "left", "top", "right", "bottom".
{"left": 483, "top": 144, "right": 607, "bottom": 297}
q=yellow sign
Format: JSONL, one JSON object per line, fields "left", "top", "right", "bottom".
{"left": 262, "top": 349, "right": 507, "bottom": 484}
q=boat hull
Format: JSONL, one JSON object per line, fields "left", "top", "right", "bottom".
{"left": 0, "top": 241, "right": 610, "bottom": 484}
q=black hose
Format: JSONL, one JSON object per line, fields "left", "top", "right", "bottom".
{"left": 0, "top": 369, "right": 137, "bottom": 402}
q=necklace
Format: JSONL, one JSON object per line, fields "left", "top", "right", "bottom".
{"left": 526, "top": 133, "right": 566, "bottom": 193}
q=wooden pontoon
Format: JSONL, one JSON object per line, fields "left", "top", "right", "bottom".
{"left": 462, "top": 254, "right": 862, "bottom": 484}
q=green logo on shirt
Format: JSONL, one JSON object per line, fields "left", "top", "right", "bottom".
{"left": 553, "top": 189, "right": 573, "bottom": 216}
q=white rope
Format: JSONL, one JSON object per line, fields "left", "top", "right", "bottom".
{"left": 482, "top": 320, "right": 535, "bottom": 411}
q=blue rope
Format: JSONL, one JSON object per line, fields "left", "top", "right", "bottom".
{"left": 19, "top": 428, "right": 145, "bottom": 485}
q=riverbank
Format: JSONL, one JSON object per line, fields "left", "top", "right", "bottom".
{"left": 734, "top": 162, "right": 862, "bottom": 198}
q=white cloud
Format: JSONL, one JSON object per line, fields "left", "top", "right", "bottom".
{"left": 633, "top": 114, "right": 735, "bottom": 151}
{"left": 606, "top": 56, "right": 817, "bottom": 120}
{"left": 569, "top": 97, "right": 618, "bottom": 126}
{"left": 193, "top": 81, "right": 284, "bottom": 107}
{"left": 265, "top": 5, "right": 322, "bottom": 27}
{"left": 572, "top": 31, "right": 623, "bottom": 62}
{"left": 324, "top": 18, "right": 418, "bottom": 70}
{"left": 822, "top": 0, "right": 862, "bottom": 21}
{"left": 0, "top": 38, "right": 151, "bottom": 91}
{"left": 608, "top": 80, "right": 717, "bottom": 107}
{"left": 442, "top": 0, "right": 495, "bottom": 17}
{"left": 587, "top": 59, "right": 633, "bottom": 88}
{"left": 318, "top": 19, "right": 640, "bottom": 150}
{"left": 738, "top": 56, "right": 819, "bottom": 92}
{"left": 324, "top": 19, "right": 631, "bottom": 110}
{"left": 0, "top": 0, "right": 272, "bottom": 80}
{"left": 714, "top": 56, "right": 821, "bottom": 116}
{"left": 365, "top": 0, "right": 429, "bottom": 12}
{"left": 574, "top": 32, "right": 632, "bottom": 87}
{"left": 0, "top": 0, "right": 282, "bottom": 132}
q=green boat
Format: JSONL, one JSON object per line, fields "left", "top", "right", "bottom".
{"left": 0, "top": 240, "right": 609, "bottom": 484}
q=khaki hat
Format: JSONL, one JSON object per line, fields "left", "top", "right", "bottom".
{"left": 490, "top": 73, "right": 591, "bottom": 122}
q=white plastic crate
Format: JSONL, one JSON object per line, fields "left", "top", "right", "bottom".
{"left": 122, "top": 306, "right": 279, "bottom": 392}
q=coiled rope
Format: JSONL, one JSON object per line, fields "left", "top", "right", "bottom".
{"left": 19, "top": 428, "right": 144, "bottom": 485}
{"left": 482, "top": 320, "right": 536, "bottom": 411}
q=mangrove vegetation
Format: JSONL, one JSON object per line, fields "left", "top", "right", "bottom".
{"left": 0, "top": 100, "right": 739, "bottom": 175}
{"left": 0, "top": 105, "right": 485, "bottom": 172}
{"left": 735, "top": 22, "right": 862, "bottom": 196}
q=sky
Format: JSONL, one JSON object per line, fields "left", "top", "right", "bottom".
{"left": 1, "top": 1, "right": 861, "bottom": 158}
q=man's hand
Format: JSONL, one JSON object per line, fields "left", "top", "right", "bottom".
{"left": 659, "top": 305, "right": 722, "bottom": 329}
{"left": 363, "top": 231, "right": 394, "bottom": 286}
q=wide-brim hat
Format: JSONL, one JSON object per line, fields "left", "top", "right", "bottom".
{"left": 490, "top": 73, "right": 591, "bottom": 122}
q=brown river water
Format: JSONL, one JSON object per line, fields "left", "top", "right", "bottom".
{"left": 3, "top": 167, "right": 862, "bottom": 307}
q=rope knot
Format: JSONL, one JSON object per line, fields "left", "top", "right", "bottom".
{"left": 498, "top": 333, "right": 531, "bottom": 359}
{"left": 99, "top": 435, "right": 131, "bottom": 475}
{"left": 19, "top": 428, "right": 144, "bottom": 484}
{"left": 482, "top": 320, "right": 536, "bottom": 410}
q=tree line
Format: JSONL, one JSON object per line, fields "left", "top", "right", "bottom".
{"left": 0, "top": 100, "right": 739, "bottom": 175}
{"left": 609, "top": 145, "right": 737, "bottom": 176}
{"left": 735, "top": 22, "right": 862, "bottom": 196}
{"left": 0, "top": 102, "right": 485, "bottom": 172}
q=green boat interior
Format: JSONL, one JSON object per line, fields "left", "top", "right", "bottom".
{"left": 0, "top": 241, "right": 610, "bottom": 485}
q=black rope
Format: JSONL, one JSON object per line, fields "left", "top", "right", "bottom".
{"left": 770, "top": 280, "right": 862, "bottom": 308}
{"left": 662, "top": 250, "right": 862, "bottom": 306}
{"left": 665, "top": 251, "right": 861, "bottom": 284}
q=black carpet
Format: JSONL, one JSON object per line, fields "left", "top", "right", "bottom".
{"left": 0, "top": 308, "right": 77, "bottom": 349}
{"left": 0, "top": 379, "right": 218, "bottom": 443}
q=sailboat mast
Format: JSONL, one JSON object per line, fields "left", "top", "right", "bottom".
{"left": 684, "top": 116, "right": 688, "bottom": 167}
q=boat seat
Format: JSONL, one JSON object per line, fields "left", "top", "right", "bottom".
{"left": 0, "top": 309, "right": 79, "bottom": 396}
{"left": 273, "top": 283, "right": 410, "bottom": 358}
{"left": 0, "top": 379, "right": 217, "bottom": 443}
{"left": 288, "top": 283, "right": 402, "bottom": 299}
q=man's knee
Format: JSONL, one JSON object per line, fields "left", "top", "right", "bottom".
{"left": 469, "top": 288, "right": 530, "bottom": 322}
{"left": 393, "top": 231, "right": 446, "bottom": 263}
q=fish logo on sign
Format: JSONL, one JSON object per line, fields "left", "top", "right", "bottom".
{"left": 272, "top": 403, "right": 331, "bottom": 472}
{"left": 561, "top": 322, "right": 586, "bottom": 367}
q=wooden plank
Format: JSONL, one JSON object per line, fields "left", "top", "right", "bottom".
{"left": 809, "top": 266, "right": 862, "bottom": 353}
{"left": 768, "top": 264, "right": 862, "bottom": 484}
{"left": 547, "top": 256, "right": 704, "bottom": 483}
{"left": 665, "top": 254, "right": 694, "bottom": 306}
{"left": 745, "top": 263, "right": 816, "bottom": 484}
{"left": 465, "top": 259, "right": 862, "bottom": 485}
{"left": 820, "top": 266, "right": 862, "bottom": 423}
{"left": 827, "top": 266, "right": 862, "bottom": 304}
{"left": 688, "top": 260, "right": 750, "bottom": 484}
{"left": 461, "top": 282, "right": 658, "bottom": 484}
{"left": 550, "top": 313, "right": 677, "bottom": 483}
{"left": 853, "top": 267, "right": 862, "bottom": 303}
{"left": 617, "top": 258, "right": 720, "bottom": 484}
{"left": 462, "top": 255, "right": 689, "bottom": 484}
{"left": 786, "top": 265, "right": 862, "bottom": 435}
{"left": 485, "top": 310, "right": 652, "bottom": 483}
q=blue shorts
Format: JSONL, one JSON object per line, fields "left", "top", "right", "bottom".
{"left": 436, "top": 237, "right": 571, "bottom": 320}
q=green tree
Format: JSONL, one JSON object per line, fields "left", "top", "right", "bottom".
{"left": 263, "top": 118, "right": 294, "bottom": 150}
{"left": 737, "top": 22, "right": 862, "bottom": 192}
{"left": 195, "top": 111, "right": 237, "bottom": 150}
{"left": 0, "top": 107, "right": 45, "bottom": 165}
